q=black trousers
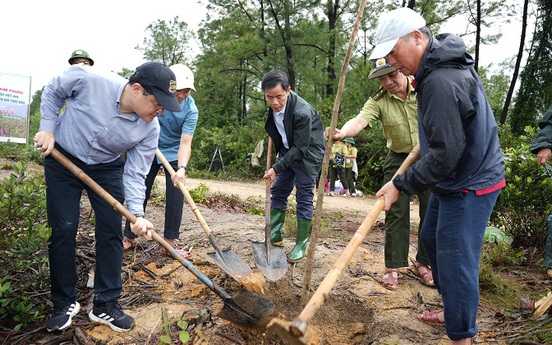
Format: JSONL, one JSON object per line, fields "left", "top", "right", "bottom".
{"left": 44, "top": 144, "right": 125, "bottom": 309}
{"left": 123, "top": 159, "right": 184, "bottom": 240}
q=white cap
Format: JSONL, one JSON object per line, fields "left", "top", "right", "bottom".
{"left": 169, "top": 64, "right": 196, "bottom": 91}
{"left": 369, "top": 7, "right": 426, "bottom": 60}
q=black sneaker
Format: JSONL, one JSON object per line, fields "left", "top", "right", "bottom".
{"left": 88, "top": 300, "right": 135, "bottom": 332}
{"left": 47, "top": 301, "right": 81, "bottom": 332}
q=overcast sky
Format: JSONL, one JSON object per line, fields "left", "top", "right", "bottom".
{"left": 2, "top": 0, "right": 207, "bottom": 95}
{"left": 3, "top": 1, "right": 525, "bottom": 96}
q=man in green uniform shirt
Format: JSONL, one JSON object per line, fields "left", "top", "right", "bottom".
{"left": 327, "top": 58, "right": 433, "bottom": 290}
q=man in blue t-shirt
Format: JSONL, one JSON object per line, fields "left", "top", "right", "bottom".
{"left": 123, "top": 64, "right": 199, "bottom": 258}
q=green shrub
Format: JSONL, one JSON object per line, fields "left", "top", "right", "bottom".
{"left": 350, "top": 121, "right": 387, "bottom": 194}
{"left": 490, "top": 128, "right": 552, "bottom": 250}
{"left": 0, "top": 143, "right": 43, "bottom": 165}
{"left": 0, "top": 161, "right": 51, "bottom": 330}
{"left": 188, "top": 183, "right": 210, "bottom": 204}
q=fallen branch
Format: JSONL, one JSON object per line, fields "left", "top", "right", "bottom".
{"left": 74, "top": 327, "right": 94, "bottom": 345}
{"left": 532, "top": 290, "right": 552, "bottom": 318}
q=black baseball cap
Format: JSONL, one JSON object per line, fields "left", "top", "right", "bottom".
{"left": 129, "top": 62, "right": 180, "bottom": 112}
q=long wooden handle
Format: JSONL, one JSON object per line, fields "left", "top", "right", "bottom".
{"left": 265, "top": 138, "right": 274, "bottom": 251}
{"left": 155, "top": 149, "right": 231, "bottom": 258}
{"left": 265, "top": 138, "right": 274, "bottom": 222}
{"left": 49, "top": 148, "right": 233, "bottom": 300}
{"left": 155, "top": 149, "right": 212, "bottom": 237}
{"left": 290, "top": 144, "right": 420, "bottom": 335}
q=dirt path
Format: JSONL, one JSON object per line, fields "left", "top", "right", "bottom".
{"left": 186, "top": 177, "right": 420, "bottom": 223}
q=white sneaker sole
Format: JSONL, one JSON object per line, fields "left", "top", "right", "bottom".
{"left": 88, "top": 310, "right": 131, "bottom": 332}
{"left": 47, "top": 301, "right": 81, "bottom": 332}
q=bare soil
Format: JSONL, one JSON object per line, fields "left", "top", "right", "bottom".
{"left": 2, "top": 160, "right": 551, "bottom": 345}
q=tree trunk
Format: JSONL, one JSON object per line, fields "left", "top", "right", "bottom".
{"left": 284, "top": 0, "right": 296, "bottom": 89}
{"left": 325, "top": 0, "right": 338, "bottom": 97}
{"left": 474, "top": 0, "right": 481, "bottom": 72}
{"left": 500, "top": 0, "right": 528, "bottom": 125}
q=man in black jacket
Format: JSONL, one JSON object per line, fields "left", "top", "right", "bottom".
{"left": 262, "top": 68, "right": 325, "bottom": 262}
{"left": 372, "top": 7, "right": 505, "bottom": 345}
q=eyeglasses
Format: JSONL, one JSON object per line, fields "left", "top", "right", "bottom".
{"left": 150, "top": 97, "right": 163, "bottom": 111}
{"left": 142, "top": 88, "right": 163, "bottom": 111}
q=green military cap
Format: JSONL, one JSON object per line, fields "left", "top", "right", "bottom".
{"left": 68, "top": 49, "right": 94, "bottom": 66}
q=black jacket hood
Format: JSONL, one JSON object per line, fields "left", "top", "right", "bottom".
{"left": 415, "top": 33, "right": 474, "bottom": 85}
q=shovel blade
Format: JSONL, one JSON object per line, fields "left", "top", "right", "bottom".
{"left": 252, "top": 241, "right": 288, "bottom": 281}
{"left": 217, "top": 289, "right": 277, "bottom": 328}
{"left": 207, "top": 248, "right": 253, "bottom": 279}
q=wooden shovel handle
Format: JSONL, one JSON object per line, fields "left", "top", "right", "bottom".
{"left": 265, "top": 138, "right": 274, "bottom": 217}
{"left": 290, "top": 144, "right": 420, "bottom": 334}
{"left": 50, "top": 148, "right": 177, "bottom": 258}
{"left": 155, "top": 149, "right": 213, "bottom": 237}
{"left": 49, "top": 148, "right": 139, "bottom": 225}
{"left": 49, "top": 148, "right": 232, "bottom": 299}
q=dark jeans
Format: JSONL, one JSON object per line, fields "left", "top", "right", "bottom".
{"left": 383, "top": 150, "right": 430, "bottom": 268}
{"left": 44, "top": 144, "right": 125, "bottom": 308}
{"left": 422, "top": 189, "right": 500, "bottom": 340}
{"left": 124, "top": 159, "right": 184, "bottom": 240}
{"left": 271, "top": 147, "right": 315, "bottom": 219}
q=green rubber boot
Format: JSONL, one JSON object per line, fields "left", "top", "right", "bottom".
{"left": 270, "top": 208, "right": 285, "bottom": 246}
{"left": 288, "top": 218, "right": 312, "bottom": 263}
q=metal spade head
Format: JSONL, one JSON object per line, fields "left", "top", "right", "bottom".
{"left": 252, "top": 241, "right": 288, "bottom": 281}
{"left": 217, "top": 289, "right": 277, "bottom": 328}
{"left": 206, "top": 247, "right": 253, "bottom": 280}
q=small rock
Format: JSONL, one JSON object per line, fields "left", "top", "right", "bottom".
{"left": 352, "top": 322, "right": 365, "bottom": 335}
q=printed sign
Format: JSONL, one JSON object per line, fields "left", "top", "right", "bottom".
{"left": 0, "top": 72, "right": 32, "bottom": 144}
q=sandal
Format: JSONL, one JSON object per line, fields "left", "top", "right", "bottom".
{"left": 417, "top": 309, "right": 445, "bottom": 325}
{"left": 123, "top": 237, "right": 136, "bottom": 253}
{"left": 382, "top": 268, "right": 399, "bottom": 291}
{"left": 415, "top": 263, "right": 435, "bottom": 287}
{"left": 162, "top": 246, "right": 192, "bottom": 259}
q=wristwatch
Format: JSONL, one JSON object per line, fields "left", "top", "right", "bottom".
{"left": 178, "top": 165, "right": 187, "bottom": 171}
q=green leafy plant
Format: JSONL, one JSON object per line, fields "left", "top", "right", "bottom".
{"left": 0, "top": 161, "right": 50, "bottom": 331}
{"left": 159, "top": 309, "right": 210, "bottom": 344}
{"left": 160, "top": 307, "right": 190, "bottom": 344}
{"left": 490, "top": 135, "right": 552, "bottom": 250}
{"left": 188, "top": 183, "right": 210, "bottom": 204}
{"left": 244, "top": 195, "right": 263, "bottom": 215}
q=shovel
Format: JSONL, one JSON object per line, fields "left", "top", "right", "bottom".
{"left": 268, "top": 145, "right": 420, "bottom": 343}
{"left": 252, "top": 138, "right": 287, "bottom": 281}
{"left": 49, "top": 148, "right": 276, "bottom": 328}
{"left": 155, "top": 149, "right": 256, "bottom": 285}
